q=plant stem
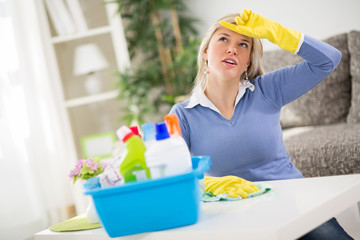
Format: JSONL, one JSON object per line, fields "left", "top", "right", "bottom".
{"left": 150, "top": 10, "right": 173, "bottom": 95}
{"left": 170, "top": 7, "right": 183, "bottom": 55}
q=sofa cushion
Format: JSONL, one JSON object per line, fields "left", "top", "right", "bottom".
{"left": 283, "top": 123, "right": 360, "bottom": 177}
{"left": 262, "top": 33, "right": 351, "bottom": 128}
{"left": 346, "top": 31, "right": 360, "bottom": 123}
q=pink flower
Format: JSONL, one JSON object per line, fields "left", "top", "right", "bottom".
{"left": 76, "top": 159, "right": 85, "bottom": 169}
{"left": 72, "top": 167, "right": 81, "bottom": 176}
{"left": 69, "top": 157, "right": 104, "bottom": 183}
{"left": 86, "top": 158, "right": 98, "bottom": 170}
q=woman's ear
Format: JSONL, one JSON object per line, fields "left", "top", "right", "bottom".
{"left": 203, "top": 48, "right": 208, "bottom": 61}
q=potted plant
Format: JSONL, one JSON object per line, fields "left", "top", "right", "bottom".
{"left": 112, "top": 0, "right": 200, "bottom": 125}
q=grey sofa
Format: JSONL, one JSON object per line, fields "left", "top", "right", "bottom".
{"left": 262, "top": 31, "right": 360, "bottom": 178}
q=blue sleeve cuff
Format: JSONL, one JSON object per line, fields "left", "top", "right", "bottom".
{"left": 294, "top": 33, "right": 305, "bottom": 55}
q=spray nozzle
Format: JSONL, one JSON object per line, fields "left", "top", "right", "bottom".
{"left": 164, "top": 114, "right": 182, "bottom": 137}
{"left": 116, "top": 126, "right": 134, "bottom": 143}
{"left": 129, "top": 126, "right": 141, "bottom": 137}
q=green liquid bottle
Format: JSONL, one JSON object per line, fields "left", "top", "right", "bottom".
{"left": 116, "top": 126, "right": 151, "bottom": 183}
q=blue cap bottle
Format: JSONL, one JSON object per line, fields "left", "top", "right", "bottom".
{"left": 155, "top": 122, "right": 170, "bottom": 140}
{"left": 142, "top": 122, "right": 156, "bottom": 142}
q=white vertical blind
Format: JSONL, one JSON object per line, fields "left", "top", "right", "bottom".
{"left": 0, "top": 0, "right": 76, "bottom": 239}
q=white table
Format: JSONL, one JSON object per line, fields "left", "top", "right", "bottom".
{"left": 35, "top": 174, "right": 360, "bottom": 240}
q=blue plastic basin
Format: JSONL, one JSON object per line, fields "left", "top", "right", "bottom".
{"left": 85, "top": 155, "right": 211, "bottom": 237}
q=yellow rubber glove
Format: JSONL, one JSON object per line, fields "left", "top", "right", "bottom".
{"left": 205, "top": 176, "right": 259, "bottom": 199}
{"left": 220, "top": 9, "right": 301, "bottom": 54}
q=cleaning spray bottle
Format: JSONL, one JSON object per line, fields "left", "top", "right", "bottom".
{"left": 164, "top": 113, "right": 193, "bottom": 174}
{"left": 116, "top": 126, "right": 151, "bottom": 183}
{"left": 164, "top": 113, "right": 188, "bottom": 146}
{"left": 145, "top": 117, "right": 192, "bottom": 179}
{"left": 165, "top": 113, "right": 205, "bottom": 193}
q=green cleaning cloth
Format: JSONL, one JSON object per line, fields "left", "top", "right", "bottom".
{"left": 202, "top": 183, "right": 272, "bottom": 202}
{"left": 49, "top": 213, "right": 102, "bottom": 232}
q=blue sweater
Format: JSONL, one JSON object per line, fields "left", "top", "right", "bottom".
{"left": 170, "top": 36, "right": 341, "bottom": 181}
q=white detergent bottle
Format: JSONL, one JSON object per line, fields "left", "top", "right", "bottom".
{"left": 165, "top": 113, "right": 205, "bottom": 195}
{"left": 145, "top": 120, "right": 192, "bottom": 179}
{"left": 164, "top": 113, "right": 193, "bottom": 174}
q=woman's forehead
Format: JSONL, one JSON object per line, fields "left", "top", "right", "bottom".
{"left": 213, "top": 27, "right": 252, "bottom": 42}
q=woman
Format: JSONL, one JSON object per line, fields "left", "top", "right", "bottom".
{"left": 170, "top": 9, "right": 352, "bottom": 239}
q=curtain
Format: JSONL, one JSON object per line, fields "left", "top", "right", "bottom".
{"left": 0, "top": 0, "right": 77, "bottom": 239}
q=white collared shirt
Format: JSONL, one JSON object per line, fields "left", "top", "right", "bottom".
{"left": 185, "top": 80, "right": 255, "bottom": 117}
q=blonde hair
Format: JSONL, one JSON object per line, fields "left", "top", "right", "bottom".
{"left": 193, "top": 13, "right": 264, "bottom": 92}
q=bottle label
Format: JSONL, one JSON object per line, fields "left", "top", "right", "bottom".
{"left": 149, "top": 164, "right": 166, "bottom": 179}
{"left": 133, "top": 169, "right": 147, "bottom": 181}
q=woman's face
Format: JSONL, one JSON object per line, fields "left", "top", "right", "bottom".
{"left": 203, "top": 27, "right": 252, "bottom": 81}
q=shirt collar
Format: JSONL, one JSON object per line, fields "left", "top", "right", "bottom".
{"left": 185, "top": 80, "right": 255, "bottom": 112}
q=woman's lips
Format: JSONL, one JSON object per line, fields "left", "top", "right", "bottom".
{"left": 222, "top": 58, "right": 238, "bottom": 66}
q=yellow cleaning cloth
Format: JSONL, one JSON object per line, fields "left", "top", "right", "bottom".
{"left": 49, "top": 214, "right": 102, "bottom": 232}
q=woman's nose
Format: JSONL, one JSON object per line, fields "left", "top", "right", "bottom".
{"left": 227, "top": 46, "right": 237, "bottom": 55}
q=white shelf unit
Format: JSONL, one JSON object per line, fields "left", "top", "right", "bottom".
{"left": 39, "top": 0, "right": 129, "bottom": 158}
{"left": 51, "top": 25, "right": 112, "bottom": 44}
{"left": 36, "top": 0, "right": 130, "bottom": 213}
{"left": 65, "top": 89, "right": 119, "bottom": 108}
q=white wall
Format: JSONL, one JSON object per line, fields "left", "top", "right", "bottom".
{"left": 183, "top": 0, "right": 360, "bottom": 51}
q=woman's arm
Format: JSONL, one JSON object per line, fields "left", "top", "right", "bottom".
{"left": 258, "top": 35, "right": 342, "bottom": 108}
{"left": 219, "top": 9, "right": 341, "bottom": 108}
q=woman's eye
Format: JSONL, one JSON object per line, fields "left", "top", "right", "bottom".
{"left": 219, "top": 37, "right": 227, "bottom": 42}
{"left": 239, "top": 43, "right": 248, "bottom": 48}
